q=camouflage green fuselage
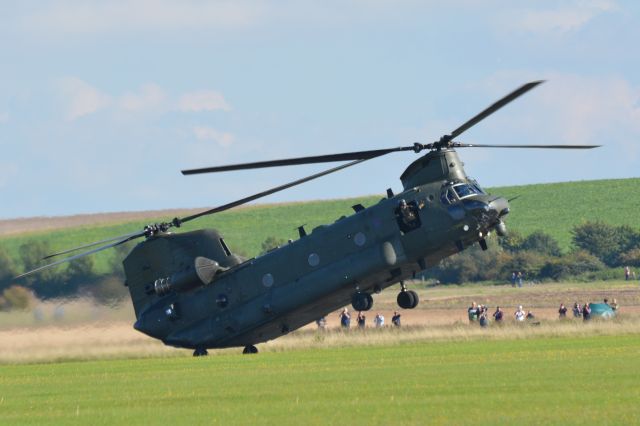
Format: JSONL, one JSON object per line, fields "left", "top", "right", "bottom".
{"left": 124, "top": 149, "right": 509, "bottom": 349}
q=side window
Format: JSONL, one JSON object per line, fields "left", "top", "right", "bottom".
{"left": 395, "top": 201, "right": 422, "bottom": 234}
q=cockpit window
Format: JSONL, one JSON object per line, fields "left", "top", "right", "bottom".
{"left": 469, "top": 179, "right": 486, "bottom": 195}
{"left": 453, "top": 183, "right": 479, "bottom": 199}
{"left": 441, "top": 182, "right": 483, "bottom": 205}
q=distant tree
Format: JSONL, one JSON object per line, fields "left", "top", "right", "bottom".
{"left": 519, "top": 231, "right": 562, "bottom": 257}
{"left": 87, "top": 275, "right": 128, "bottom": 307}
{"left": 19, "top": 241, "right": 72, "bottom": 299}
{"left": 428, "top": 238, "right": 505, "bottom": 284}
{"left": 572, "top": 221, "right": 640, "bottom": 266}
{"left": 0, "top": 285, "right": 34, "bottom": 311}
{"left": 499, "top": 250, "right": 548, "bottom": 279}
{"left": 498, "top": 230, "right": 524, "bottom": 252}
{"left": 108, "top": 242, "right": 136, "bottom": 277}
{"left": 66, "top": 256, "right": 95, "bottom": 285}
{"left": 261, "top": 236, "right": 286, "bottom": 255}
{"left": 539, "top": 250, "right": 604, "bottom": 280}
{"left": 0, "top": 247, "right": 17, "bottom": 291}
{"left": 619, "top": 248, "right": 640, "bottom": 268}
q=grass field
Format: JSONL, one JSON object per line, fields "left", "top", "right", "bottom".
{"left": 1, "top": 334, "right": 639, "bottom": 425}
{"left": 1, "top": 281, "right": 640, "bottom": 424}
{"left": 1, "top": 177, "right": 639, "bottom": 274}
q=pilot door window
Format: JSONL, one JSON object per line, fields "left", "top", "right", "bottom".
{"left": 395, "top": 200, "right": 422, "bottom": 233}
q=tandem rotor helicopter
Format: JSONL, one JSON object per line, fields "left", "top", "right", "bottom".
{"left": 19, "top": 81, "right": 598, "bottom": 355}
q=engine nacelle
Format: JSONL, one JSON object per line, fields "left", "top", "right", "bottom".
{"left": 149, "top": 257, "right": 224, "bottom": 296}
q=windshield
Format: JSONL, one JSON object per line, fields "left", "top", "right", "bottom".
{"left": 469, "top": 179, "right": 486, "bottom": 195}
{"left": 452, "top": 183, "right": 481, "bottom": 199}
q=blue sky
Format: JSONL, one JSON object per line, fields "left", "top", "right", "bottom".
{"left": 1, "top": 1, "right": 639, "bottom": 219}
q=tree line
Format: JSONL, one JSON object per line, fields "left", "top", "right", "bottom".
{"left": 1, "top": 220, "right": 639, "bottom": 309}
{"left": 426, "top": 221, "right": 640, "bottom": 284}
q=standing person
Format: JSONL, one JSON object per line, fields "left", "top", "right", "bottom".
{"left": 493, "top": 306, "right": 504, "bottom": 323}
{"left": 339, "top": 308, "right": 351, "bottom": 329}
{"left": 582, "top": 302, "right": 591, "bottom": 321}
{"left": 559, "top": 303, "right": 568, "bottom": 319}
{"left": 511, "top": 272, "right": 517, "bottom": 287}
{"left": 517, "top": 271, "right": 523, "bottom": 288}
{"left": 479, "top": 310, "right": 489, "bottom": 327}
{"left": 468, "top": 302, "right": 479, "bottom": 322}
{"left": 357, "top": 311, "right": 366, "bottom": 329}
{"left": 392, "top": 311, "right": 401, "bottom": 327}
{"left": 514, "top": 305, "right": 526, "bottom": 322}
{"left": 374, "top": 312, "right": 385, "bottom": 328}
{"left": 316, "top": 316, "right": 327, "bottom": 330}
{"left": 572, "top": 302, "right": 582, "bottom": 318}
{"left": 625, "top": 266, "right": 630, "bottom": 281}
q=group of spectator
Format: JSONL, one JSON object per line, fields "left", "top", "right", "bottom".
{"left": 317, "top": 308, "right": 403, "bottom": 330}
{"left": 510, "top": 271, "right": 524, "bottom": 288}
{"left": 467, "top": 297, "right": 619, "bottom": 326}
{"left": 566, "top": 298, "right": 618, "bottom": 321}
{"left": 468, "top": 302, "right": 537, "bottom": 326}
{"left": 317, "top": 295, "right": 621, "bottom": 331}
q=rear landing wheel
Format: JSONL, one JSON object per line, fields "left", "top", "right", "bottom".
{"left": 243, "top": 345, "right": 258, "bottom": 355}
{"left": 397, "top": 290, "right": 419, "bottom": 309}
{"left": 193, "top": 347, "right": 209, "bottom": 357}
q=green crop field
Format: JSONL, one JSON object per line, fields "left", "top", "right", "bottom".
{"left": 1, "top": 334, "right": 639, "bottom": 425}
{"left": 1, "top": 177, "right": 639, "bottom": 274}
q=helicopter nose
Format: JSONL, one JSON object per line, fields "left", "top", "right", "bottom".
{"left": 488, "top": 197, "right": 510, "bottom": 218}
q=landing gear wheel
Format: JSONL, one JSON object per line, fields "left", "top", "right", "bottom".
{"left": 243, "top": 345, "right": 258, "bottom": 355}
{"left": 193, "top": 347, "right": 209, "bottom": 357}
{"left": 397, "top": 290, "right": 419, "bottom": 309}
{"left": 408, "top": 290, "right": 419, "bottom": 308}
{"left": 351, "top": 292, "right": 373, "bottom": 311}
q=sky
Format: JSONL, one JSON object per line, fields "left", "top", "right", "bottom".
{"left": 1, "top": 0, "right": 639, "bottom": 219}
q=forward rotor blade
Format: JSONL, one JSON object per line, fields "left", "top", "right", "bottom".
{"left": 16, "top": 233, "right": 143, "bottom": 279}
{"left": 181, "top": 147, "right": 414, "bottom": 174}
{"left": 180, "top": 158, "right": 373, "bottom": 224}
{"left": 450, "top": 81, "right": 544, "bottom": 139}
{"left": 453, "top": 143, "right": 600, "bottom": 149}
{"left": 42, "top": 230, "right": 146, "bottom": 260}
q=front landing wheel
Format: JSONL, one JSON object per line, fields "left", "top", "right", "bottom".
{"left": 243, "top": 345, "right": 258, "bottom": 355}
{"left": 193, "top": 347, "right": 209, "bottom": 357}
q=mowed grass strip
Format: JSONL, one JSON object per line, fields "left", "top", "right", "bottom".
{"left": 1, "top": 334, "right": 639, "bottom": 425}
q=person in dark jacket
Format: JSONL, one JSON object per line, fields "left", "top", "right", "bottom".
{"left": 582, "top": 302, "right": 591, "bottom": 321}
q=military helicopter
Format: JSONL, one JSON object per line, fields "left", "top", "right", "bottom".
{"left": 19, "top": 81, "right": 598, "bottom": 355}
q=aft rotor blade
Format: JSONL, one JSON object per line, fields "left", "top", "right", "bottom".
{"left": 42, "top": 230, "right": 146, "bottom": 260}
{"left": 453, "top": 143, "right": 600, "bottom": 149}
{"left": 450, "top": 81, "right": 544, "bottom": 139}
{"left": 180, "top": 158, "right": 373, "bottom": 224}
{"left": 181, "top": 147, "right": 414, "bottom": 174}
{"left": 16, "top": 233, "right": 143, "bottom": 279}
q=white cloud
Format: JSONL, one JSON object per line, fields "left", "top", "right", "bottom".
{"left": 193, "top": 126, "right": 235, "bottom": 147}
{"left": 178, "top": 91, "right": 231, "bottom": 112}
{"left": 59, "top": 77, "right": 111, "bottom": 120}
{"left": 118, "top": 84, "right": 167, "bottom": 112}
{"left": 501, "top": 0, "right": 616, "bottom": 35}
{"left": 16, "top": 0, "right": 265, "bottom": 36}
{"left": 57, "top": 79, "right": 229, "bottom": 120}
